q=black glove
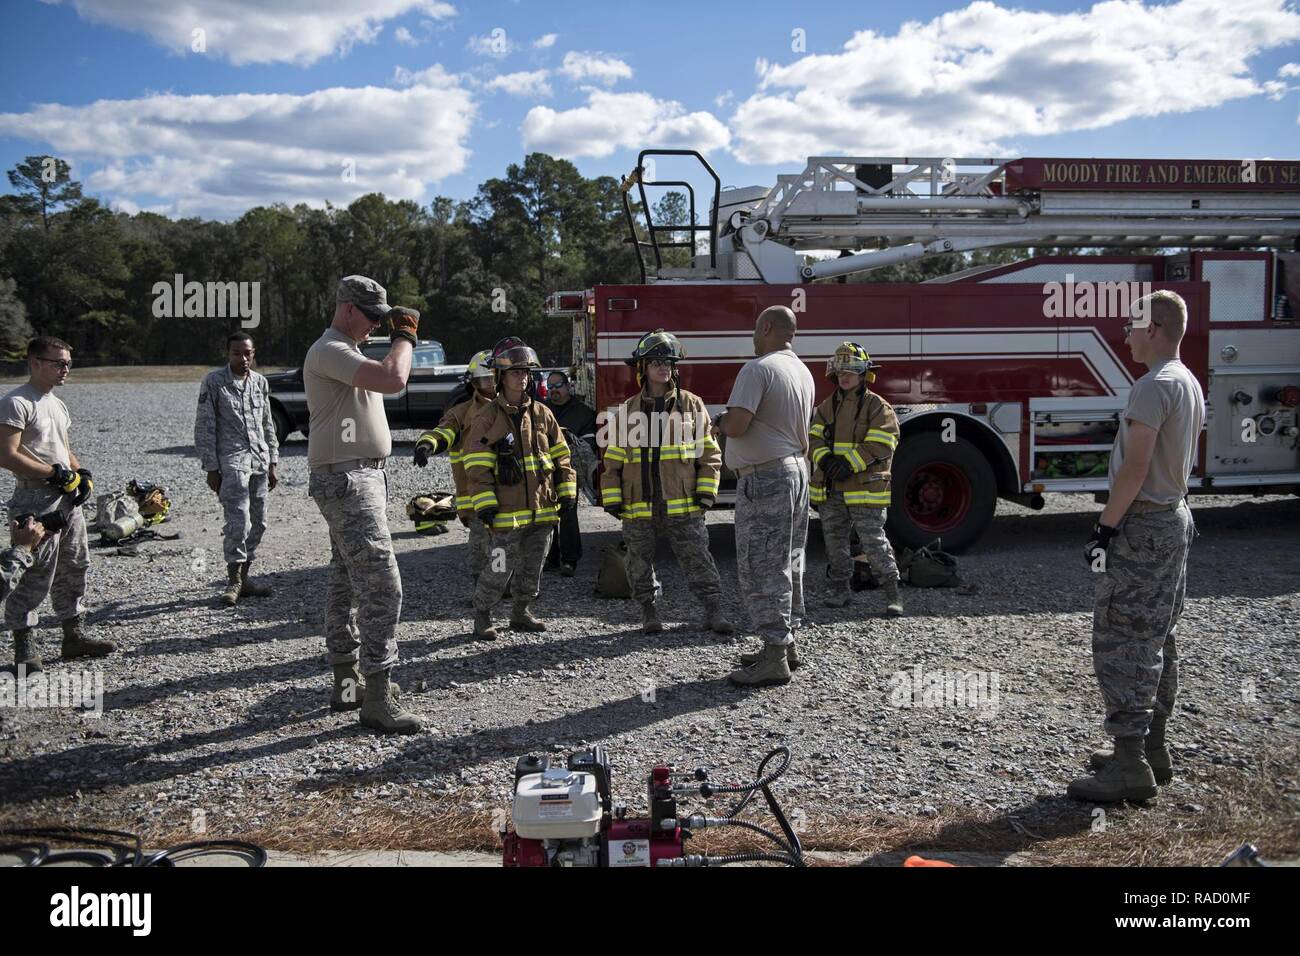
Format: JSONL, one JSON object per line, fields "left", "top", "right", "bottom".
{"left": 559, "top": 496, "right": 576, "bottom": 514}
{"left": 479, "top": 508, "right": 498, "bottom": 528}
{"left": 696, "top": 494, "right": 715, "bottom": 511}
{"left": 603, "top": 505, "right": 623, "bottom": 520}
{"left": 46, "top": 463, "right": 80, "bottom": 495}
{"left": 1084, "top": 522, "right": 1118, "bottom": 571}
{"left": 822, "top": 456, "right": 852, "bottom": 481}
{"left": 413, "top": 440, "right": 434, "bottom": 468}
{"left": 70, "top": 468, "right": 93, "bottom": 507}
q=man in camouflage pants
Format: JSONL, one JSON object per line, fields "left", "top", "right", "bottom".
{"left": 195, "top": 332, "right": 278, "bottom": 606}
{"left": 1070, "top": 291, "right": 1203, "bottom": 803}
{"left": 304, "top": 276, "right": 422, "bottom": 734}
{"left": 718, "top": 306, "right": 815, "bottom": 687}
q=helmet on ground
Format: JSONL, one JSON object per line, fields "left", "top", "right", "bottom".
{"left": 827, "top": 341, "right": 877, "bottom": 383}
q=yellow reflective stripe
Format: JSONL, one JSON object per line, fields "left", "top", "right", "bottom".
{"left": 846, "top": 448, "right": 867, "bottom": 472}
{"left": 695, "top": 476, "right": 719, "bottom": 494}
{"left": 810, "top": 446, "right": 830, "bottom": 464}
{"left": 432, "top": 426, "right": 457, "bottom": 445}
{"left": 866, "top": 429, "right": 898, "bottom": 449}
{"left": 556, "top": 481, "right": 577, "bottom": 497}
{"left": 843, "top": 490, "right": 891, "bottom": 506}
{"left": 417, "top": 431, "right": 440, "bottom": 446}
{"left": 449, "top": 451, "right": 464, "bottom": 464}
{"left": 810, "top": 485, "right": 827, "bottom": 503}
{"left": 522, "top": 455, "right": 554, "bottom": 472}
{"left": 463, "top": 452, "right": 498, "bottom": 469}
{"left": 454, "top": 494, "right": 473, "bottom": 510}
{"left": 605, "top": 446, "right": 628, "bottom": 463}
{"left": 601, "top": 486, "right": 623, "bottom": 504}
{"left": 809, "top": 423, "right": 827, "bottom": 438}
{"left": 491, "top": 509, "right": 535, "bottom": 530}
{"left": 622, "top": 502, "right": 655, "bottom": 520}
{"left": 471, "top": 491, "right": 498, "bottom": 511}
{"left": 548, "top": 442, "right": 570, "bottom": 460}
{"left": 703, "top": 437, "right": 721, "bottom": 453}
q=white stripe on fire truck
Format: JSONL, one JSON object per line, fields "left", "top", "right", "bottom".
{"left": 598, "top": 327, "right": 1133, "bottom": 394}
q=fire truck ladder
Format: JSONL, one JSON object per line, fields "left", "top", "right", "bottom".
{"left": 636, "top": 154, "right": 1300, "bottom": 284}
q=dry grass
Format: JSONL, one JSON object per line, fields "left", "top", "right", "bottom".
{"left": 7, "top": 746, "right": 1295, "bottom": 866}
{"left": 0, "top": 365, "right": 293, "bottom": 385}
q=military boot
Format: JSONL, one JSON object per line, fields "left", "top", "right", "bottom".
{"left": 61, "top": 614, "right": 115, "bottom": 659}
{"left": 641, "top": 601, "right": 663, "bottom": 635}
{"left": 883, "top": 577, "right": 904, "bottom": 617}
{"left": 474, "top": 610, "right": 499, "bottom": 641}
{"left": 12, "top": 628, "right": 42, "bottom": 674}
{"left": 1067, "top": 736, "right": 1158, "bottom": 803}
{"left": 510, "top": 602, "right": 546, "bottom": 632}
{"left": 220, "top": 563, "right": 241, "bottom": 606}
{"left": 739, "top": 638, "right": 801, "bottom": 671}
{"left": 239, "top": 561, "right": 273, "bottom": 598}
{"left": 1089, "top": 714, "right": 1173, "bottom": 784}
{"left": 705, "top": 607, "right": 734, "bottom": 634}
{"left": 823, "top": 589, "right": 851, "bottom": 608}
{"left": 359, "top": 670, "right": 421, "bottom": 734}
{"left": 330, "top": 662, "right": 364, "bottom": 711}
{"left": 727, "top": 643, "right": 792, "bottom": 687}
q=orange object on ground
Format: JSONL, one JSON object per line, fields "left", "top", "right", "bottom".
{"left": 903, "top": 855, "right": 955, "bottom": 867}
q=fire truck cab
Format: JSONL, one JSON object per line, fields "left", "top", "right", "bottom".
{"left": 548, "top": 151, "right": 1300, "bottom": 551}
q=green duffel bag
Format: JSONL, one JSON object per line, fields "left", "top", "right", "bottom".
{"left": 899, "top": 539, "right": 961, "bottom": 588}
{"left": 594, "top": 542, "right": 633, "bottom": 599}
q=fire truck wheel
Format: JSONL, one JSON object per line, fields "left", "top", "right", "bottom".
{"left": 887, "top": 431, "right": 996, "bottom": 554}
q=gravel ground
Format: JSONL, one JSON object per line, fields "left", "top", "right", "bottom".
{"left": 0, "top": 381, "right": 1297, "bottom": 856}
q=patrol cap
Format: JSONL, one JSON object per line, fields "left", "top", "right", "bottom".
{"left": 336, "top": 275, "right": 392, "bottom": 320}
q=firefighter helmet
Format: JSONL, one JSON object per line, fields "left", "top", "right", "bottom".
{"left": 492, "top": 340, "right": 541, "bottom": 372}
{"left": 827, "top": 341, "right": 877, "bottom": 383}
{"left": 624, "top": 329, "right": 686, "bottom": 367}
{"left": 465, "top": 349, "right": 494, "bottom": 383}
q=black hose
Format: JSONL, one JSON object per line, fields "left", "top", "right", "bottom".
{"left": 0, "top": 843, "right": 50, "bottom": 867}
{"left": 705, "top": 852, "right": 803, "bottom": 867}
{"left": 141, "top": 840, "right": 268, "bottom": 868}
{"left": 0, "top": 827, "right": 266, "bottom": 868}
{"left": 0, "top": 827, "right": 140, "bottom": 866}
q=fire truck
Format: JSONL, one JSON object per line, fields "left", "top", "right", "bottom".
{"left": 546, "top": 150, "right": 1300, "bottom": 551}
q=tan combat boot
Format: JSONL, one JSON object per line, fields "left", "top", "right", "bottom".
{"left": 1089, "top": 714, "right": 1173, "bottom": 784}
{"left": 474, "top": 610, "right": 499, "bottom": 640}
{"left": 220, "top": 563, "right": 241, "bottom": 606}
{"left": 641, "top": 601, "right": 663, "bottom": 635}
{"left": 239, "top": 561, "right": 272, "bottom": 598}
{"left": 61, "top": 614, "right": 115, "bottom": 659}
{"left": 12, "top": 628, "right": 43, "bottom": 673}
{"left": 1067, "top": 736, "right": 1158, "bottom": 802}
{"left": 359, "top": 670, "right": 421, "bottom": 734}
{"left": 705, "top": 607, "right": 734, "bottom": 634}
{"left": 510, "top": 602, "right": 546, "bottom": 632}
{"left": 883, "top": 577, "right": 904, "bottom": 617}
{"left": 330, "top": 662, "right": 364, "bottom": 711}
{"left": 740, "top": 639, "right": 801, "bottom": 671}
{"left": 728, "top": 643, "right": 792, "bottom": 687}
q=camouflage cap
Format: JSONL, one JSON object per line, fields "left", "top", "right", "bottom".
{"left": 336, "top": 275, "right": 392, "bottom": 319}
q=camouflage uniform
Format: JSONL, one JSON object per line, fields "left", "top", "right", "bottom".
{"left": 194, "top": 366, "right": 278, "bottom": 564}
{"left": 819, "top": 499, "right": 898, "bottom": 586}
{"left": 4, "top": 489, "right": 89, "bottom": 631}
{"left": 474, "top": 525, "right": 551, "bottom": 612}
{"left": 734, "top": 457, "right": 810, "bottom": 646}
{"left": 309, "top": 468, "right": 400, "bottom": 675}
{"left": 1093, "top": 502, "right": 1195, "bottom": 738}
{"left": 622, "top": 502, "right": 722, "bottom": 607}
{"left": 0, "top": 546, "right": 34, "bottom": 603}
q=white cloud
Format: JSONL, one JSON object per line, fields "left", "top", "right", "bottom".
{"left": 521, "top": 91, "right": 730, "bottom": 159}
{"left": 467, "top": 28, "right": 514, "bottom": 58}
{"left": 714, "top": 90, "right": 734, "bottom": 110}
{"left": 46, "top": 0, "right": 457, "bottom": 66}
{"left": 0, "top": 66, "right": 476, "bottom": 219}
{"left": 487, "top": 70, "right": 553, "bottom": 98}
{"left": 395, "top": 26, "right": 416, "bottom": 46}
{"left": 558, "top": 51, "right": 633, "bottom": 86}
{"left": 729, "top": 0, "right": 1300, "bottom": 164}
{"left": 1280, "top": 62, "right": 1300, "bottom": 77}
{"left": 533, "top": 33, "right": 558, "bottom": 49}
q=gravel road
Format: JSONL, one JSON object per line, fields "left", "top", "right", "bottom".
{"left": 0, "top": 381, "right": 1297, "bottom": 855}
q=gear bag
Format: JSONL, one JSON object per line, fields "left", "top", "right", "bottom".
{"left": 594, "top": 542, "right": 633, "bottom": 599}
{"left": 898, "top": 539, "right": 961, "bottom": 588}
{"left": 95, "top": 492, "right": 145, "bottom": 542}
{"left": 406, "top": 493, "right": 457, "bottom": 535}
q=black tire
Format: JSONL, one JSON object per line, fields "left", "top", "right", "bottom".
{"left": 886, "top": 431, "right": 997, "bottom": 553}
{"left": 271, "top": 405, "right": 291, "bottom": 446}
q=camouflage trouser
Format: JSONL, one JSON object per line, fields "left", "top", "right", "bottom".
{"left": 622, "top": 501, "right": 723, "bottom": 608}
{"left": 309, "top": 469, "right": 401, "bottom": 676}
{"left": 466, "top": 516, "right": 491, "bottom": 582}
{"left": 819, "top": 495, "right": 899, "bottom": 588}
{"left": 1092, "top": 501, "right": 1195, "bottom": 739}
{"left": 474, "top": 523, "right": 550, "bottom": 613}
{"left": 4, "top": 486, "right": 89, "bottom": 630}
{"left": 734, "top": 456, "right": 808, "bottom": 647}
{"left": 218, "top": 467, "right": 268, "bottom": 565}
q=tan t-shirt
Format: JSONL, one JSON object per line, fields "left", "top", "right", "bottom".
{"left": 304, "top": 328, "right": 392, "bottom": 469}
{"left": 0, "top": 382, "right": 72, "bottom": 473}
{"left": 1109, "top": 358, "right": 1204, "bottom": 504}
{"left": 723, "top": 348, "right": 816, "bottom": 469}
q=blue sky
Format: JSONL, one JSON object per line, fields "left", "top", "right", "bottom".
{"left": 1, "top": 0, "right": 1297, "bottom": 219}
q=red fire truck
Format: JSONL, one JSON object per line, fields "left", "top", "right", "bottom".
{"left": 547, "top": 151, "right": 1300, "bottom": 551}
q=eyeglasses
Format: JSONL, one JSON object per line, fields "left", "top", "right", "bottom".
{"left": 647, "top": 359, "right": 673, "bottom": 369}
{"left": 548, "top": 381, "right": 568, "bottom": 390}
{"left": 35, "top": 358, "right": 72, "bottom": 370}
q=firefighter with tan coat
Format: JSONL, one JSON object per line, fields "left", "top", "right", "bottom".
{"left": 413, "top": 349, "right": 497, "bottom": 596}
{"left": 464, "top": 340, "right": 577, "bottom": 639}
{"left": 811, "top": 342, "right": 904, "bottom": 617}
{"left": 601, "top": 330, "right": 733, "bottom": 635}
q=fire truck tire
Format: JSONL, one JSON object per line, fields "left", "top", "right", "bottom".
{"left": 271, "top": 405, "right": 291, "bottom": 446}
{"left": 887, "top": 431, "right": 996, "bottom": 554}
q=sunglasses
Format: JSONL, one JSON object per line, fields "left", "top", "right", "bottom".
{"left": 353, "top": 304, "right": 384, "bottom": 324}
{"left": 1122, "top": 320, "right": 1162, "bottom": 339}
